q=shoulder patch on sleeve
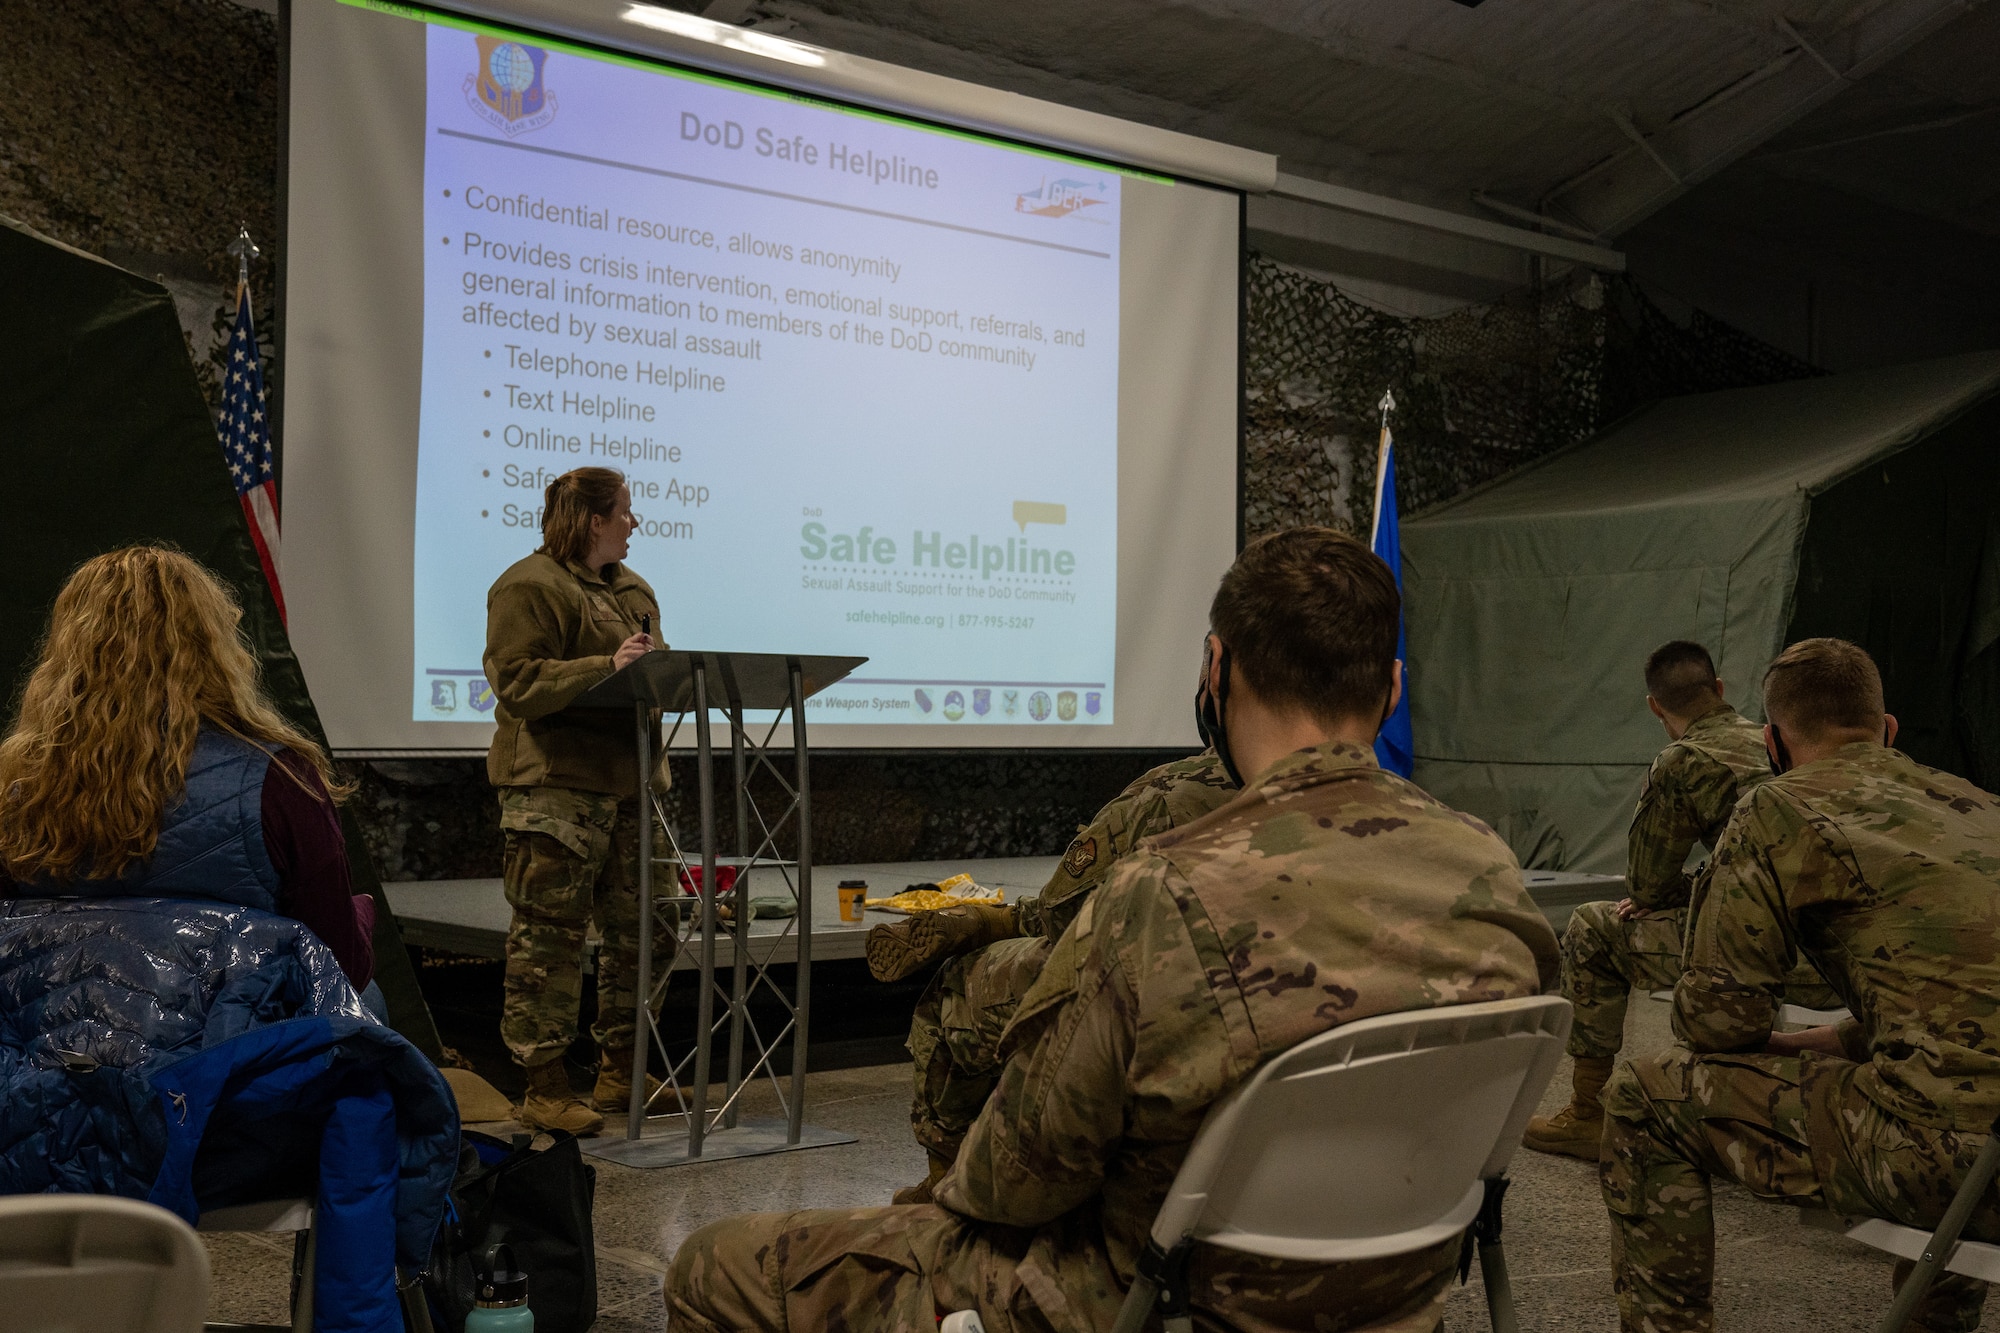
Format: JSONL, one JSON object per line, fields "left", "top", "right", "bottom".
{"left": 1061, "top": 834, "right": 1098, "bottom": 878}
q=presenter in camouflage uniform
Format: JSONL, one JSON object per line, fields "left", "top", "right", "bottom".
{"left": 665, "top": 528, "right": 1560, "bottom": 1333}
{"left": 485, "top": 466, "right": 670, "bottom": 1135}
{"left": 1603, "top": 638, "right": 2000, "bottom": 1333}
{"left": 1526, "top": 640, "right": 1834, "bottom": 1159}
{"left": 865, "top": 749, "right": 1235, "bottom": 1200}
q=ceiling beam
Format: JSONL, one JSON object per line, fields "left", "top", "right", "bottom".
{"left": 1544, "top": 0, "right": 1985, "bottom": 236}
{"left": 1271, "top": 172, "right": 1626, "bottom": 270}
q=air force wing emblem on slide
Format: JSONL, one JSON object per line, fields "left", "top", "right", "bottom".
{"left": 466, "top": 37, "right": 558, "bottom": 137}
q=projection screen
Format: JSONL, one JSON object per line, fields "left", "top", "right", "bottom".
{"left": 282, "top": 0, "right": 1248, "bottom": 752}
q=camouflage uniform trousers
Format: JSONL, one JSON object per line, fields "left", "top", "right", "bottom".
{"left": 664, "top": 1203, "right": 1460, "bottom": 1333}
{"left": 1602, "top": 1046, "right": 1999, "bottom": 1333}
{"left": 499, "top": 785, "right": 676, "bottom": 1067}
{"left": 907, "top": 935, "right": 1053, "bottom": 1161}
{"left": 1562, "top": 901, "right": 1843, "bottom": 1060}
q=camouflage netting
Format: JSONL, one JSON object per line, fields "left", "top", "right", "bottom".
{"left": 0, "top": 0, "right": 279, "bottom": 410}
{"left": 1241, "top": 256, "right": 1822, "bottom": 540}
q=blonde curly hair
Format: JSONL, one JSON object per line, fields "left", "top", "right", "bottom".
{"left": 0, "top": 545, "right": 347, "bottom": 884}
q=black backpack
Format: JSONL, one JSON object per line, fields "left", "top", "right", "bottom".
{"left": 423, "top": 1130, "right": 598, "bottom": 1333}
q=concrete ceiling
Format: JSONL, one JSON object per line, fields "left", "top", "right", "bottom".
{"left": 1739, "top": 1, "right": 2000, "bottom": 242}
{"left": 714, "top": 0, "right": 1987, "bottom": 221}
{"left": 687, "top": 0, "right": 1997, "bottom": 318}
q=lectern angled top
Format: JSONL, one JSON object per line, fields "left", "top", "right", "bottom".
{"left": 568, "top": 650, "right": 868, "bottom": 714}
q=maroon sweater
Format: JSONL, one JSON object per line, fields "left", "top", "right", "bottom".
{"left": 263, "top": 751, "right": 375, "bottom": 988}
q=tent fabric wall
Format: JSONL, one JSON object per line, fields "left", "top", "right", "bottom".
{"left": 1404, "top": 351, "right": 2000, "bottom": 873}
{"left": 0, "top": 215, "right": 442, "bottom": 1059}
{"left": 1787, "top": 405, "right": 2000, "bottom": 787}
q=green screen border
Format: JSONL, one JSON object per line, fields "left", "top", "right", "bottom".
{"left": 341, "top": 0, "right": 1171, "bottom": 184}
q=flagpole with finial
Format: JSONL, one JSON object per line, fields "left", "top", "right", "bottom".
{"left": 1370, "top": 387, "right": 1396, "bottom": 547}
{"left": 225, "top": 223, "right": 259, "bottom": 299}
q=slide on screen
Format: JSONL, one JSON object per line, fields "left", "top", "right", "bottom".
{"left": 415, "top": 23, "right": 1121, "bottom": 728}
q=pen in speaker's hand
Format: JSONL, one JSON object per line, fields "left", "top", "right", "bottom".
{"left": 616, "top": 614, "right": 654, "bottom": 670}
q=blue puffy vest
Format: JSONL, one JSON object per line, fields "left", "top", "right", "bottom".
{"left": 65, "top": 727, "right": 282, "bottom": 911}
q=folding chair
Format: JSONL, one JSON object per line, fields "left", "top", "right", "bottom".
{"left": 1798, "top": 1108, "right": 2000, "bottom": 1333}
{"left": 196, "top": 1198, "right": 315, "bottom": 1333}
{"left": 0, "top": 1194, "right": 208, "bottom": 1333}
{"left": 939, "top": 996, "right": 1572, "bottom": 1333}
{"left": 195, "top": 1197, "right": 435, "bottom": 1333}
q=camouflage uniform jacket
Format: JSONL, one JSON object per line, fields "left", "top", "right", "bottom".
{"left": 1627, "top": 701, "right": 1772, "bottom": 911}
{"left": 1677, "top": 743, "right": 2000, "bottom": 1131}
{"left": 937, "top": 741, "right": 1559, "bottom": 1321}
{"left": 484, "top": 553, "right": 661, "bottom": 796}
{"left": 1016, "top": 750, "right": 1237, "bottom": 942}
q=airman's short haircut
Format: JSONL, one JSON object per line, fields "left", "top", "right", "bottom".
{"left": 1208, "top": 527, "right": 1399, "bottom": 725}
{"left": 1644, "top": 640, "right": 1721, "bottom": 715}
{"left": 1763, "top": 637, "right": 1884, "bottom": 741}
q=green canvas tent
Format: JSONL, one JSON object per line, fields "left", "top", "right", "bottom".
{"left": 0, "top": 214, "right": 441, "bottom": 1057}
{"left": 1403, "top": 350, "right": 2000, "bottom": 874}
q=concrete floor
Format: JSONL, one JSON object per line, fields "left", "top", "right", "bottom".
{"left": 203, "top": 995, "right": 1992, "bottom": 1330}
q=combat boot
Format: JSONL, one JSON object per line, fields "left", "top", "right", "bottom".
{"left": 1523, "top": 1056, "right": 1614, "bottom": 1160}
{"left": 867, "top": 902, "right": 1019, "bottom": 982}
{"left": 591, "top": 1047, "right": 666, "bottom": 1114}
{"left": 892, "top": 1152, "right": 954, "bottom": 1206}
{"left": 516, "top": 1059, "right": 605, "bottom": 1136}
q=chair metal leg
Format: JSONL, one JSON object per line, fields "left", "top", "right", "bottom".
{"left": 1479, "top": 1236, "right": 1519, "bottom": 1333}
{"left": 290, "top": 1226, "right": 317, "bottom": 1333}
{"left": 1466, "top": 1176, "right": 1517, "bottom": 1333}
{"left": 1114, "top": 1238, "right": 1192, "bottom": 1333}
{"left": 400, "top": 1273, "right": 437, "bottom": 1333}
{"left": 1107, "top": 1273, "right": 1160, "bottom": 1333}
{"left": 1875, "top": 1119, "right": 2000, "bottom": 1333}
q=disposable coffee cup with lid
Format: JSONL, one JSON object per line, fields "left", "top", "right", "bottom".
{"left": 837, "top": 879, "right": 868, "bottom": 922}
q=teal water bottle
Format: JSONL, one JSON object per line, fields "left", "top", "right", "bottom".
{"left": 464, "top": 1244, "right": 534, "bottom": 1332}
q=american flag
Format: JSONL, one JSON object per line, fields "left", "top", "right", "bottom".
{"left": 218, "top": 282, "right": 286, "bottom": 625}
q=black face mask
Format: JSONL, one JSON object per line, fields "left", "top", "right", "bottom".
{"left": 1768, "top": 724, "right": 1793, "bottom": 776}
{"left": 1195, "top": 643, "right": 1245, "bottom": 788}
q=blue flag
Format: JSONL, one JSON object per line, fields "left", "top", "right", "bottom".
{"left": 1370, "top": 427, "right": 1414, "bottom": 777}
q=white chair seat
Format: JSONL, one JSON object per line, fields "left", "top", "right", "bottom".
{"left": 1200, "top": 1178, "right": 1487, "bottom": 1263}
{"left": 1650, "top": 993, "right": 1855, "bottom": 1028}
{"left": 1778, "top": 1003, "right": 1853, "bottom": 1026}
{"left": 1835, "top": 1215, "right": 2000, "bottom": 1284}
{"left": 196, "top": 1198, "right": 313, "bottom": 1234}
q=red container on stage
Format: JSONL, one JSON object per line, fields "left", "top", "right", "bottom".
{"left": 677, "top": 864, "right": 739, "bottom": 897}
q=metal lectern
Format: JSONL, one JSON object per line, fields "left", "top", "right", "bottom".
{"left": 569, "top": 650, "right": 865, "bottom": 1169}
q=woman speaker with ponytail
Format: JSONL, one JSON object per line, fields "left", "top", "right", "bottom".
{"left": 482, "top": 466, "right": 670, "bottom": 1135}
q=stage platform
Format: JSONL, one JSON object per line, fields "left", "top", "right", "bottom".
{"left": 384, "top": 859, "right": 1623, "bottom": 962}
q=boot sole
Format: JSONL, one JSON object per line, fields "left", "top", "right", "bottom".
{"left": 866, "top": 914, "right": 944, "bottom": 982}
{"left": 592, "top": 1083, "right": 665, "bottom": 1114}
{"left": 516, "top": 1104, "right": 606, "bottom": 1136}
{"left": 1522, "top": 1130, "right": 1602, "bottom": 1161}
